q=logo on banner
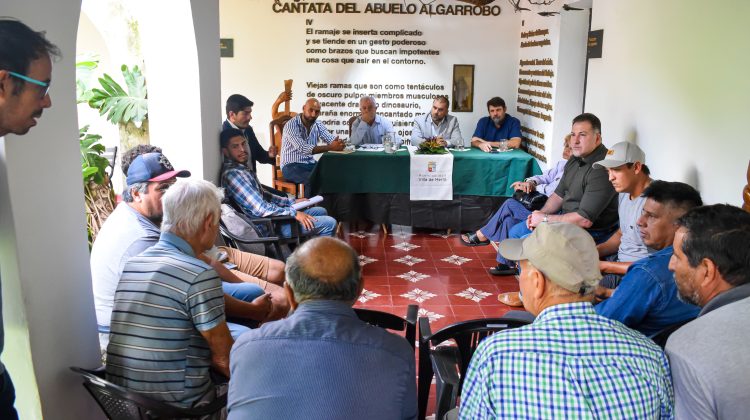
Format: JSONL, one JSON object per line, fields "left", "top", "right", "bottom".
{"left": 427, "top": 161, "right": 437, "bottom": 172}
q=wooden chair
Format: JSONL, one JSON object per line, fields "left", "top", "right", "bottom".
{"left": 743, "top": 160, "right": 749, "bottom": 212}
{"left": 269, "top": 115, "right": 304, "bottom": 198}
{"left": 347, "top": 115, "right": 358, "bottom": 138}
{"left": 417, "top": 316, "right": 531, "bottom": 420}
{"left": 102, "top": 146, "right": 118, "bottom": 179}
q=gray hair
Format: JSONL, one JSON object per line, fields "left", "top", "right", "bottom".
{"left": 359, "top": 96, "right": 378, "bottom": 107}
{"left": 122, "top": 182, "right": 149, "bottom": 203}
{"left": 161, "top": 179, "right": 223, "bottom": 237}
{"left": 285, "top": 238, "right": 361, "bottom": 304}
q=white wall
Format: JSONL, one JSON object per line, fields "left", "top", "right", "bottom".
{"left": 220, "top": 0, "right": 521, "bottom": 185}
{"left": 586, "top": 0, "right": 750, "bottom": 205}
{"left": 1, "top": 1, "right": 103, "bottom": 418}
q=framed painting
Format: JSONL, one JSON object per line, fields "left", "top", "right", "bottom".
{"left": 452, "top": 64, "right": 474, "bottom": 112}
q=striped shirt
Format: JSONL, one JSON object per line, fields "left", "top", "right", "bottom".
{"left": 459, "top": 302, "right": 674, "bottom": 419}
{"left": 106, "top": 232, "right": 226, "bottom": 407}
{"left": 222, "top": 160, "right": 297, "bottom": 218}
{"left": 279, "top": 115, "right": 335, "bottom": 168}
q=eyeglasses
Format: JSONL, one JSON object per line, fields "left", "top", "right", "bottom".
{"left": 8, "top": 71, "right": 50, "bottom": 99}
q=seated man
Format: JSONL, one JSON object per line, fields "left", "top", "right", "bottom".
{"left": 667, "top": 204, "right": 750, "bottom": 419}
{"left": 349, "top": 95, "right": 401, "bottom": 146}
{"left": 593, "top": 141, "right": 654, "bottom": 292}
{"left": 411, "top": 95, "right": 464, "bottom": 147}
{"left": 460, "top": 222, "right": 674, "bottom": 418}
{"left": 279, "top": 97, "right": 345, "bottom": 196}
{"left": 91, "top": 151, "right": 287, "bottom": 352}
{"left": 461, "top": 135, "right": 570, "bottom": 247}
{"left": 107, "top": 179, "right": 233, "bottom": 409}
{"left": 221, "top": 128, "right": 336, "bottom": 238}
{"left": 222, "top": 94, "right": 276, "bottom": 174}
{"left": 470, "top": 96, "right": 522, "bottom": 152}
{"left": 228, "top": 237, "right": 416, "bottom": 419}
{"left": 494, "top": 113, "right": 619, "bottom": 278}
{"left": 595, "top": 181, "right": 702, "bottom": 336}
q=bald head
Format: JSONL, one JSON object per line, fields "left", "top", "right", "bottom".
{"left": 301, "top": 98, "right": 321, "bottom": 126}
{"left": 285, "top": 237, "right": 361, "bottom": 304}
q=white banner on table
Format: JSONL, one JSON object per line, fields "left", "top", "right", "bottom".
{"left": 409, "top": 149, "right": 454, "bottom": 201}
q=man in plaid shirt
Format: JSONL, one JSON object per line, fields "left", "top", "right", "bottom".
{"left": 459, "top": 222, "right": 674, "bottom": 419}
{"left": 221, "top": 128, "right": 336, "bottom": 238}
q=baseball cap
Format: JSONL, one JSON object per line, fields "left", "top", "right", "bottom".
{"left": 126, "top": 152, "right": 191, "bottom": 185}
{"left": 593, "top": 141, "right": 646, "bottom": 169}
{"left": 498, "top": 222, "right": 602, "bottom": 294}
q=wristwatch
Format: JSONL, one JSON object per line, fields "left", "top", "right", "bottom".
{"left": 542, "top": 214, "right": 549, "bottom": 223}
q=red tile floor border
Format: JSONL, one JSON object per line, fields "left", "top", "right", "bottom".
{"left": 342, "top": 224, "right": 527, "bottom": 417}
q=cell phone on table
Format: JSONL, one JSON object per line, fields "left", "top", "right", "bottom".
{"left": 489, "top": 149, "right": 500, "bottom": 154}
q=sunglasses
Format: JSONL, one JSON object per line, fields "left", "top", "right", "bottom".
{"left": 8, "top": 71, "right": 50, "bottom": 99}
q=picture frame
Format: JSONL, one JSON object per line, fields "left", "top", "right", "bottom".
{"left": 452, "top": 64, "right": 474, "bottom": 112}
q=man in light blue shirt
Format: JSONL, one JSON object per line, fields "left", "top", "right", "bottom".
{"left": 228, "top": 237, "right": 417, "bottom": 419}
{"left": 411, "top": 95, "right": 464, "bottom": 147}
{"left": 349, "top": 96, "right": 401, "bottom": 146}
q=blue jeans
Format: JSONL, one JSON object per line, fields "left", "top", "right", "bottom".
{"left": 282, "top": 162, "right": 316, "bottom": 198}
{"left": 0, "top": 369, "right": 17, "bottom": 420}
{"left": 279, "top": 206, "right": 336, "bottom": 238}
{"left": 479, "top": 198, "right": 532, "bottom": 243}
{"left": 497, "top": 220, "right": 617, "bottom": 265}
{"left": 223, "top": 281, "right": 265, "bottom": 339}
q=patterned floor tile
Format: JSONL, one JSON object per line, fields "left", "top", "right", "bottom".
{"left": 393, "top": 255, "right": 426, "bottom": 266}
{"left": 454, "top": 287, "right": 494, "bottom": 303}
{"left": 399, "top": 288, "right": 437, "bottom": 303}
{"left": 358, "top": 288, "right": 382, "bottom": 304}
{"left": 394, "top": 270, "right": 431, "bottom": 283}
{"left": 391, "top": 242, "right": 421, "bottom": 252}
{"left": 358, "top": 255, "right": 378, "bottom": 266}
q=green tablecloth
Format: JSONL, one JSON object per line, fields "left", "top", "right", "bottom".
{"left": 309, "top": 147, "right": 542, "bottom": 197}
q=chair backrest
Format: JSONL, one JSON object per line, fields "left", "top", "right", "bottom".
{"left": 422, "top": 317, "right": 529, "bottom": 391}
{"left": 651, "top": 318, "right": 694, "bottom": 349}
{"left": 269, "top": 115, "right": 294, "bottom": 183}
{"left": 220, "top": 203, "right": 266, "bottom": 255}
{"left": 102, "top": 146, "right": 118, "bottom": 179}
{"left": 354, "top": 304, "right": 418, "bottom": 349}
{"left": 347, "top": 115, "right": 358, "bottom": 138}
{"left": 70, "top": 366, "right": 226, "bottom": 419}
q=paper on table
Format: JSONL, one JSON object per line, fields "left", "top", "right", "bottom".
{"left": 292, "top": 195, "right": 324, "bottom": 210}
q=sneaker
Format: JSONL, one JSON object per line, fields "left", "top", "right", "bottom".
{"left": 489, "top": 263, "right": 518, "bottom": 276}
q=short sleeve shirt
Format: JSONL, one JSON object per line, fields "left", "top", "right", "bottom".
{"left": 554, "top": 144, "right": 619, "bottom": 230}
{"left": 106, "top": 232, "right": 225, "bottom": 407}
{"left": 472, "top": 114, "right": 522, "bottom": 141}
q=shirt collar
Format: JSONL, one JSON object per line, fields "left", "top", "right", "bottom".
{"left": 159, "top": 231, "right": 196, "bottom": 257}
{"left": 700, "top": 282, "right": 750, "bottom": 316}
{"left": 579, "top": 143, "right": 609, "bottom": 165}
{"left": 294, "top": 299, "right": 358, "bottom": 318}
{"left": 534, "top": 301, "right": 596, "bottom": 324}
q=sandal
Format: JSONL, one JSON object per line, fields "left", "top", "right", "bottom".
{"left": 460, "top": 232, "right": 490, "bottom": 247}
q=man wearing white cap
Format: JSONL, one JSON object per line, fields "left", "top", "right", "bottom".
{"left": 592, "top": 141, "right": 654, "bottom": 297}
{"left": 459, "top": 222, "right": 674, "bottom": 419}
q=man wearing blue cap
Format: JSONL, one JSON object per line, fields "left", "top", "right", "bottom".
{"left": 91, "top": 152, "right": 286, "bottom": 353}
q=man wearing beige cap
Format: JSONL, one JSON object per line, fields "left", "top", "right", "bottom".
{"left": 592, "top": 141, "right": 654, "bottom": 296}
{"left": 459, "top": 222, "right": 674, "bottom": 418}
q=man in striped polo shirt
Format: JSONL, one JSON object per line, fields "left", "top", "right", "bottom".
{"left": 280, "top": 98, "right": 345, "bottom": 197}
{"left": 106, "top": 179, "right": 233, "bottom": 409}
{"left": 459, "top": 222, "right": 674, "bottom": 419}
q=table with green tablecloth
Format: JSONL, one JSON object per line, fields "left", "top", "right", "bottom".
{"left": 308, "top": 147, "right": 542, "bottom": 230}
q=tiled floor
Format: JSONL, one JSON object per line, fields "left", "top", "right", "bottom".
{"left": 343, "top": 223, "right": 524, "bottom": 418}
{"left": 348, "top": 224, "right": 522, "bottom": 328}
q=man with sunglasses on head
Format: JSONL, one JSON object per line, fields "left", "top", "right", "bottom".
{"left": 0, "top": 18, "right": 59, "bottom": 419}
